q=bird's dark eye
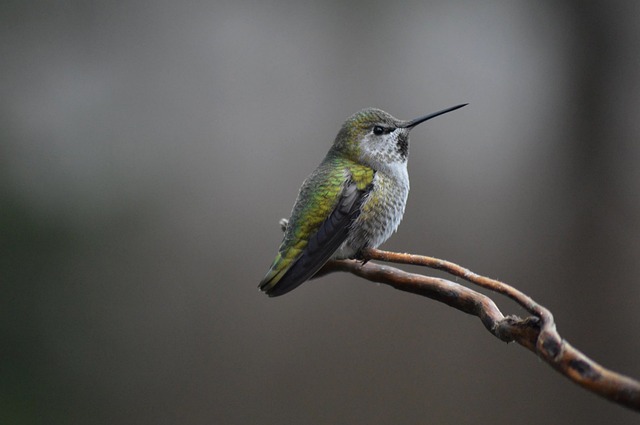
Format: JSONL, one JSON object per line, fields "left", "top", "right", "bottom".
{"left": 373, "top": 126, "right": 384, "bottom": 135}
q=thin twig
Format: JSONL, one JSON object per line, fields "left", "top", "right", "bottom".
{"left": 363, "top": 248, "right": 559, "bottom": 358}
{"left": 317, "top": 250, "right": 640, "bottom": 412}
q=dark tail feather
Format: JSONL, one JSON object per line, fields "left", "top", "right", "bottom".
{"left": 259, "top": 254, "right": 331, "bottom": 297}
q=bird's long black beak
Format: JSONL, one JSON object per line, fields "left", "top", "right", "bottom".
{"left": 402, "top": 103, "right": 468, "bottom": 129}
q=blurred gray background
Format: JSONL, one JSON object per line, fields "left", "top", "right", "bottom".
{"left": 2, "top": 0, "right": 640, "bottom": 424}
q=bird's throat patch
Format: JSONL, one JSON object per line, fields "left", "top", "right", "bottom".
{"left": 397, "top": 134, "right": 408, "bottom": 158}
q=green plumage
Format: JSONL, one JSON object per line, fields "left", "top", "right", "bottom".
{"left": 259, "top": 152, "right": 374, "bottom": 295}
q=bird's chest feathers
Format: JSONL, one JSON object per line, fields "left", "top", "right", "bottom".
{"left": 357, "top": 164, "right": 409, "bottom": 242}
{"left": 366, "top": 166, "right": 408, "bottom": 214}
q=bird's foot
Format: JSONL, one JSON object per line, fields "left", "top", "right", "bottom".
{"left": 353, "top": 250, "right": 370, "bottom": 265}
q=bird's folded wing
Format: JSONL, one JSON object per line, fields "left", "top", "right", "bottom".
{"left": 259, "top": 178, "right": 368, "bottom": 297}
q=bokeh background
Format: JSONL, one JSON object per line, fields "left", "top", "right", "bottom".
{"left": 2, "top": 1, "right": 640, "bottom": 424}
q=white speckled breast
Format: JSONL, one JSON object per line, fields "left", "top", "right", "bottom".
{"left": 334, "top": 163, "right": 409, "bottom": 259}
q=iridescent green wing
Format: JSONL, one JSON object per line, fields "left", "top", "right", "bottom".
{"left": 259, "top": 161, "right": 374, "bottom": 297}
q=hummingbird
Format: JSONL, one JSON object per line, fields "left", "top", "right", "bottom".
{"left": 259, "top": 103, "right": 467, "bottom": 297}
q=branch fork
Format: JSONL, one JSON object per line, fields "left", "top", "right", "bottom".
{"left": 315, "top": 248, "right": 640, "bottom": 412}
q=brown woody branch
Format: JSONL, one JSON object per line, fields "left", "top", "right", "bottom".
{"left": 316, "top": 248, "right": 640, "bottom": 412}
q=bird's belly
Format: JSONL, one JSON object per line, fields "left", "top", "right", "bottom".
{"left": 334, "top": 174, "right": 409, "bottom": 259}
